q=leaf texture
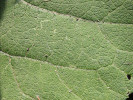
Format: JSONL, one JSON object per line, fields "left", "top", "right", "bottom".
{"left": 0, "top": 0, "right": 133, "bottom": 100}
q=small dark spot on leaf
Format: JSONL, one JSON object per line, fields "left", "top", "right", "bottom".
{"left": 76, "top": 19, "right": 79, "bottom": 21}
{"left": 27, "top": 48, "right": 29, "bottom": 51}
{"left": 124, "top": 62, "right": 133, "bottom": 65}
{"left": 127, "top": 74, "right": 131, "bottom": 80}
{"left": 45, "top": 55, "right": 48, "bottom": 59}
{"left": 126, "top": 93, "right": 133, "bottom": 100}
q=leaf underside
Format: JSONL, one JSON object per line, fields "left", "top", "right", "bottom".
{"left": 0, "top": 0, "right": 133, "bottom": 100}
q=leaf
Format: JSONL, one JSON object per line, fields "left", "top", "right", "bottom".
{"left": 25, "top": 0, "right": 133, "bottom": 24}
{"left": 0, "top": 0, "right": 133, "bottom": 100}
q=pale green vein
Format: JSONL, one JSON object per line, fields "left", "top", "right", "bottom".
{"left": 9, "top": 58, "right": 35, "bottom": 100}
{"left": 0, "top": 51, "right": 129, "bottom": 98}
{"left": 97, "top": 24, "right": 133, "bottom": 53}
{"left": 0, "top": 51, "right": 96, "bottom": 72}
{"left": 97, "top": 71, "right": 125, "bottom": 97}
{"left": 101, "top": 0, "right": 128, "bottom": 21}
{"left": 21, "top": 0, "right": 133, "bottom": 25}
{"left": 55, "top": 67, "right": 82, "bottom": 100}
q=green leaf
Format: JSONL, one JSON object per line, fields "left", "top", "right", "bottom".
{"left": 25, "top": 0, "right": 133, "bottom": 24}
{"left": 0, "top": 0, "right": 133, "bottom": 100}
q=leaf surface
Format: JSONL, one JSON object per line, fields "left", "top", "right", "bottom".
{"left": 0, "top": 0, "right": 133, "bottom": 100}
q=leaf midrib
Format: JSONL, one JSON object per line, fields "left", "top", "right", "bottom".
{"left": 21, "top": 0, "right": 133, "bottom": 25}
{"left": 1, "top": 0, "right": 133, "bottom": 71}
{"left": 0, "top": 51, "right": 127, "bottom": 97}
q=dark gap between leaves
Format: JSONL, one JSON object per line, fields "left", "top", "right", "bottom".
{"left": 127, "top": 74, "right": 131, "bottom": 80}
{"left": 0, "top": 0, "right": 7, "bottom": 22}
{"left": 126, "top": 93, "right": 133, "bottom": 100}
